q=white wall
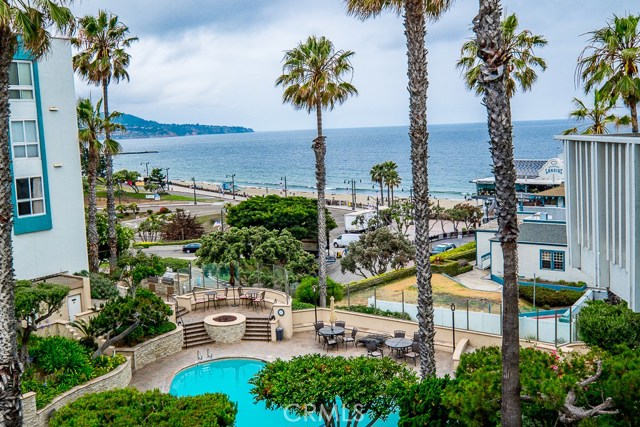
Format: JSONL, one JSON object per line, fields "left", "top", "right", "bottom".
{"left": 475, "top": 231, "right": 494, "bottom": 268}
{"left": 13, "top": 39, "right": 89, "bottom": 279}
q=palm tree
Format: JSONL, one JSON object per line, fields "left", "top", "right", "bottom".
{"left": 276, "top": 36, "right": 357, "bottom": 308}
{"left": 72, "top": 10, "right": 137, "bottom": 274}
{"left": 578, "top": 14, "right": 640, "bottom": 133}
{"left": 381, "top": 161, "right": 400, "bottom": 204}
{"left": 473, "top": 0, "right": 521, "bottom": 425}
{"left": 345, "top": 0, "right": 453, "bottom": 378}
{"left": 562, "top": 90, "right": 631, "bottom": 135}
{"left": 386, "top": 170, "right": 402, "bottom": 204}
{"left": 0, "top": 3, "right": 74, "bottom": 424}
{"left": 457, "top": 13, "right": 547, "bottom": 98}
{"left": 369, "top": 163, "right": 385, "bottom": 205}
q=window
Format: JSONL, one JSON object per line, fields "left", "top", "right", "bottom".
{"left": 15, "top": 177, "right": 45, "bottom": 217}
{"left": 9, "top": 61, "right": 34, "bottom": 100}
{"left": 10, "top": 121, "right": 39, "bottom": 158}
{"left": 541, "top": 250, "right": 564, "bottom": 271}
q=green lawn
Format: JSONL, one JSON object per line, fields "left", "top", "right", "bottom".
{"left": 94, "top": 189, "right": 217, "bottom": 203}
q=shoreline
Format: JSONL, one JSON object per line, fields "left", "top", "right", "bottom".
{"left": 171, "top": 179, "right": 475, "bottom": 210}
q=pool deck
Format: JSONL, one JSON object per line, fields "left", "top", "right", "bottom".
{"left": 129, "top": 331, "right": 455, "bottom": 392}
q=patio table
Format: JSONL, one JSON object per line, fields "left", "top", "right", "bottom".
{"left": 358, "top": 333, "right": 392, "bottom": 347}
{"left": 318, "top": 326, "right": 345, "bottom": 338}
{"left": 385, "top": 337, "right": 413, "bottom": 358}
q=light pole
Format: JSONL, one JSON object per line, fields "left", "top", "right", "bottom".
{"left": 345, "top": 179, "right": 360, "bottom": 210}
{"left": 280, "top": 176, "right": 288, "bottom": 197}
{"left": 191, "top": 177, "right": 197, "bottom": 205}
{"left": 165, "top": 168, "right": 170, "bottom": 191}
{"left": 140, "top": 162, "right": 149, "bottom": 177}
{"left": 226, "top": 174, "right": 236, "bottom": 200}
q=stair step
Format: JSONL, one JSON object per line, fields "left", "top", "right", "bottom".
{"left": 242, "top": 336, "right": 270, "bottom": 341}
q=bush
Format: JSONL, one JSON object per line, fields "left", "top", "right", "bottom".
{"left": 430, "top": 241, "right": 476, "bottom": 262}
{"left": 398, "top": 375, "right": 459, "bottom": 427}
{"left": 88, "top": 273, "right": 119, "bottom": 300}
{"left": 519, "top": 285, "right": 584, "bottom": 307}
{"left": 347, "top": 266, "right": 417, "bottom": 293}
{"left": 30, "top": 336, "right": 92, "bottom": 377}
{"left": 49, "top": 388, "right": 237, "bottom": 427}
{"left": 292, "top": 299, "right": 315, "bottom": 310}
{"left": 577, "top": 300, "right": 640, "bottom": 352}
{"left": 158, "top": 206, "right": 171, "bottom": 214}
{"left": 162, "top": 257, "right": 190, "bottom": 271}
{"left": 295, "top": 276, "right": 344, "bottom": 304}
{"left": 337, "top": 305, "right": 412, "bottom": 321}
{"left": 431, "top": 260, "right": 473, "bottom": 276}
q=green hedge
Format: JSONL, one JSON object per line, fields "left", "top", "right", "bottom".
{"left": 518, "top": 286, "right": 584, "bottom": 308}
{"left": 337, "top": 305, "right": 412, "bottom": 321}
{"left": 430, "top": 242, "right": 476, "bottom": 262}
{"left": 347, "top": 266, "right": 417, "bottom": 293}
{"left": 432, "top": 260, "right": 473, "bottom": 276}
{"left": 292, "top": 299, "right": 315, "bottom": 311}
{"left": 133, "top": 239, "right": 200, "bottom": 249}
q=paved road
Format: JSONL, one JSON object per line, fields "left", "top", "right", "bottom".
{"left": 143, "top": 245, "right": 197, "bottom": 260}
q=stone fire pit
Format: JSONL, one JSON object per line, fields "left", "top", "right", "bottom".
{"left": 203, "top": 312, "right": 246, "bottom": 344}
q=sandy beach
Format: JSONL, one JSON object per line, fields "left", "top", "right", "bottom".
{"left": 171, "top": 179, "right": 473, "bottom": 210}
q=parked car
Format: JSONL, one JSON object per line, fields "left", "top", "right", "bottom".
{"left": 431, "top": 243, "right": 456, "bottom": 254}
{"left": 332, "top": 233, "right": 362, "bottom": 248}
{"left": 325, "top": 255, "right": 337, "bottom": 263}
{"left": 182, "top": 242, "right": 201, "bottom": 253}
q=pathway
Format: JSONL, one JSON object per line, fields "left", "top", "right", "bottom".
{"left": 453, "top": 268, "right": 502, "bottom": 293}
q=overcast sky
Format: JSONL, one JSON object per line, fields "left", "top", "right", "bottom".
{"left": 71, "top": 1, "right": 636, "bottom": 132}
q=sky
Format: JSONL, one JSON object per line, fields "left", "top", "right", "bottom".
{"left": 71, "top": 0, "right": 637, "bottom": 132}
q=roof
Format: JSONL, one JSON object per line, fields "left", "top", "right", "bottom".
{"left": 514, "top": 159, "right": 547, "bottom": 179}
{"left": 490, "top": 222, "right": 567, "bottom": 245}
{"left": 534, "top": 184, "right": 565, "bottom": 198}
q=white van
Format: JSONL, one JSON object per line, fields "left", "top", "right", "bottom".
{"left": 332, "top": 233, "right": 362, "bottom": 248}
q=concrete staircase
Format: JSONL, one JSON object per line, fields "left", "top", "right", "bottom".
{"left": 182, "top": 321, "right": 212, "bottom": 348}
{"left": 243, "top": 316, "right": 271, "bottom": 342}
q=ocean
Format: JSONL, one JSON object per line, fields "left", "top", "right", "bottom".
{"left": 113, "top": 119, "right": 571, "bottom": 200}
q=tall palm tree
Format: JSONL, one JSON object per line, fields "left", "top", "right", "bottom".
{"left": 473, "top": 0, "right": 521, "bottom": 425}
{"left": 72, "top": 10, "right": 137, "bottom": 274}
{"left": 381, "top": 160, "right": 400, "bottom": 204}
{"left": 0, "top": 3, "right": 74, "bottom": 424}
{"left": 276, "top": 36, "right": 357, "bottom": 308}
{"left": 345, "top": 0, "right": 453, "bottom": 378}
{"left": 369, "top": 163, "right": 385, "bottom": 205}
{"left": 457, "top": 13, "right": 547, "bottom": 98}
{"left": 386, "top": 169, "right": 402, "bottom": 204}
{"left": 562, "top": 90, "right": 631, "bottom": 135}
{"left": 578, "top": 14, "right": 640, "bottom": 133}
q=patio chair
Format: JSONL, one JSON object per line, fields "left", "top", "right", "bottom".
{"left": 334, "top": 321, "right": 346, "bottom": 341}
{"left": 394, "top": 330, "right": 406, "bottom": 338}
{"left": 365, "top": 340, "right": 384, "bottom": 358}
{"left": 193, "top": 292, "right": 208, "bottom": 311}
{"left": 323, "top": 335, "right": 338, "bottom": 352}
{"left": 253, "top": 291, "right": 267, "bottom": 311}
{"left": 314, "top": 321, "right": 324, "bottom": 342}
{"left": 344, "top": 327, "right": 358, "bottom": 349}
{"left": 413, "top": 332, "right": 419, "bottom": 343}
{"left": 238, "top": 287, "right": 251, "bottom": 306}
{"left": 404, "top": 342, "right": 420, "bottom": 366}
{"left": 214, "top": 287, "right": 229, "bottom": 308}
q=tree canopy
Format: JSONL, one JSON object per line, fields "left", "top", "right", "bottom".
{"left": 226, "top": 195, "right": 337, "bottom": 240}
{"left": 340, "top": 228, "right": 415, "bottom": 278}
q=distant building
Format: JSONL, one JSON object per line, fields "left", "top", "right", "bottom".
{"left": 10, "top": 39, "right": 88, "bottom": 279}
{"left": 557, "top": 134, "right": 640, "bottom": 311}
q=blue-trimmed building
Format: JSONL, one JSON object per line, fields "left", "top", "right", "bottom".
{"left": 10, "top": 38, "right": 89, "bottom": 279}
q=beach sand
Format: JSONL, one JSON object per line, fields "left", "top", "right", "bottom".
{"left": 172, "top": 179, "right": 473, "bottom": 210}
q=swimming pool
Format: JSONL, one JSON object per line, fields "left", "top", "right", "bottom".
{"left": 169, "top": 358, "right": 399, "bottom": 427}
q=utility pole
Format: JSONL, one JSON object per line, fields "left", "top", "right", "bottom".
{"left": 281, "top": 176, "right": 288, "bottom": 197}
{"left": 344, "top": 179, "right": 360, "bottom": 211}
{"left": 141, "top": 162, "right": 149, "bottom": 177}
{"left": 226, "top": 174, "right": 236, "bottom": 199}
{"left": 191, "top": 177, "right": 197, "bottom": 205}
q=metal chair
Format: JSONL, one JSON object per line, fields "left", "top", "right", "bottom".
{"left": 394, "top": 330, "right": 406, "bottom": 338}
{"left": 314, "top": 321, "right": 324, "bottom": 342}
{"left": 334, "top": 321, "right": 346, "bottom": 341}
{"left": 238, "top": 286, "right": 251, "bottom": 306}
{"left": 344, "top": 327, "right": 358, "bottom": 349}
{"left": 365, "top": 340, "right": 384, "bottom": 358}
{"left": 213, "top": 287, "right": 229, "bottom": 308}
{"left": 253, "top": 291, "right": 267, "bottom": 310}
{"left": 404, "top": 342, "right": 420, "bottom": 366}
{"left": 323, "top": 335, "right": 338, "bottom": 352}
{"left": 193, "top": 292, "right": 208, "bottom": 311}
{"left": 413, "top": 331, "right": 419, "bottom": 343}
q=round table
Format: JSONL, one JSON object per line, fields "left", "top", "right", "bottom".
{"left": 385, "top": 337, "right": 413, "bottom": 358}
{"left": 318, "top": 326, "right": 345, "bottom": 337}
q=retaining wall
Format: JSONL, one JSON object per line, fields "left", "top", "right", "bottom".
{"left": 117, "top": 325, "right": 183, "bottom": 372}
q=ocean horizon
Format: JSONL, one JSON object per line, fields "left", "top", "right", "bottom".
{"left": 113, "top": 119, "right": 573, "bottom": 200}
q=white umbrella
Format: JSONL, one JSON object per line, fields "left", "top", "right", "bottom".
{"left": 329, "top": 296, "right": 337, "bottom": 327}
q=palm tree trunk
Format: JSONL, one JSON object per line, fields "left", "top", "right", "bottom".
{"left": 0, "top": 29, "right": 23, "bottom": 427}
{"left": 102, "top": 81, "right": 118, "bottom": 273}
{"left": 87, "top": 146, "right": 100, "bottom": 272}
{"left": 386, "top": 184, "right": 390, "bottom": 207}
{"left": 629, "top": 98, "right": 638, "bottom": 133}
{"left": 313, "top": 101, "right": 328, "bottom": 308}
{"left": 474, "top": 1, "right": 521, "bottom": 425}
{"left": 405, "top": 0, "right": 436, "bottom": 378}
{"left": 379, "top": 181, "right": 384, "bottom": 205}
{"left": 391, "top": 186, "right": 394, "bottom": 204}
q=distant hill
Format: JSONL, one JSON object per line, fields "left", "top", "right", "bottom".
{"left": 112, "top": 113, "right": 253, "bottom": 139}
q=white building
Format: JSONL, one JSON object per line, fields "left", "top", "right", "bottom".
{"left": 557, "top": 134, "right": 640, "bottom": 311}
{"left": 10, "top": 39, "right": 89, "bottom": 279}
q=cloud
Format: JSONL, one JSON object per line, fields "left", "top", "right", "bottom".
{"left": 71, "top": 0, "right": 637, "bottom": 131}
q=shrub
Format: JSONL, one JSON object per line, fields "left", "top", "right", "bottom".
{"left": 337, "top": 305, "right": 412, "bottom": 321}
{"left": 88, "top": 273, "right": 119, "bottom": 300}
{"left": 158, "top": 206, "right": 171, "bottom": 214}
{"left": 162, "top": 257, "right": 190, "bottom": 271}
{"left": 295, "top": 276, "right": 344, "bottom": 304}
{"left": 518, "top": 285, "right": 584, "bottom": 307}
{"left": 431, "top": 260, "right": 473, "bottom": 276}
{"left": 30, "top": 336, "right": 92, "bottom": 378}
{"left": 347, "top": 266, "right": 417, "bottom": 293}
{"left": 577, "top": 300, "right": 640, "bottom": 352}
{"left": 292, "top": 299, "right": 315, "bottom": 310}
{"left": 430, "top": 241, "right": 477, "bottom": 262}
{"left": 161, "top": 210, "right": 205, "bottom": 241}
{"left": 398, "top": 375, "right": 459, "bottom": 427}
{"left": 49, "top": 388, "right": 237, "bottom": 427}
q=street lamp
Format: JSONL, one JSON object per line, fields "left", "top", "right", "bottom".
{"left": 344, "top": 178, "right": 360, "bottom": 210}
{"left": 191, "top": 177, "right": 197, "bottom": 205}
{"left": 140, "top": 162, "right": 149, "bottom": 177}
{"left": 280, "top": 176, "right": 288, "bottom": 197}
{"left": 226, "top": 174, "right": 236, "bottom": 200}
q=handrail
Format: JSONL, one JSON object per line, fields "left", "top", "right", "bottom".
{"left": 167, "top": 294, "right": 184, "bottom": 326}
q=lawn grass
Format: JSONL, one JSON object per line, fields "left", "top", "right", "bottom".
{"left": 195, "top": 213, "right": 222, "bottom": 234}
{"left": 94, "top": 189, "right": 217, "bottom": 203}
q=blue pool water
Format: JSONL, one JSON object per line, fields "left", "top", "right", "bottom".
{"left": 169, "top": 358, "right": 400, "bottom": 427}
